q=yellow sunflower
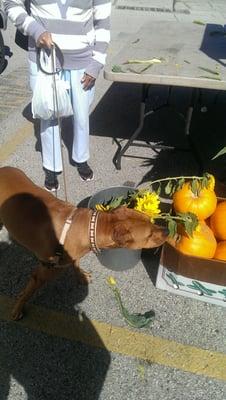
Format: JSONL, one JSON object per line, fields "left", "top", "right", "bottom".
{"left": 134, "top": 191, "right": 161, "bottom": 220}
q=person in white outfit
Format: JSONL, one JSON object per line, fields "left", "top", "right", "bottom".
{"left": 4, "top": 0, "right": 111, "bottom": 190}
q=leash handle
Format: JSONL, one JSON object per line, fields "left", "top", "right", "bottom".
{"left": 37, "top": 43, "right": 64, "bottom": 75}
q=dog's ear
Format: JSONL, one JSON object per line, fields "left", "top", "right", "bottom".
{"left": 112, "top": 223, "right": 133, "bottom": 247}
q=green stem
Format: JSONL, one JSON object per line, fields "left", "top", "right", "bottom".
{"left": 158, "top": 213, "right": 191, "bottom": 221}
{"left": 148, "top": 175, "right": 203, "bottom": 186}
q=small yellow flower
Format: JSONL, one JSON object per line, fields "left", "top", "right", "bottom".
{"left": 134, "top": 191, "right": 161, "bottom": 220}
{"left": 107, "top": 276, "right": 117, "bottom": 286}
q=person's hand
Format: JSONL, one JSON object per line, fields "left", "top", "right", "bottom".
{"left": 81, "top": 73, "right": 96, "bottom": 91}
{"left": 37, "top": 32, "right": 53, "bottom": 49}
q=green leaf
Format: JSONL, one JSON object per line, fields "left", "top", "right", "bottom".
{"left": 128, "top": 64, "right": 154, "bottom": 74}
{"left": 191, "top": 179, "right": 199, "bottom": 195}
{"left": 111, "top": 287, "right": 155, "bottom": 328}
{"left": 156, "top": 184, "right": 161, "bottom": 196}
{"left": 176, "top": 178, "right": 185, "bottom": 191}
{"left": 198, "top": 66, "right": 220, "bottom": 76}
{"left": 167, "top": 219, "right": 177, "bottom": 237}
{"left": 193, "top": 20, "right": 206, "bottom": 25}
{"left": 124, "top": 58, "right": 163, "bottom": 65}
{"left": 198, "top": 75, "right": 221, "bottom": 81}
{"left": 122, "top": 309, "right": 155, "bottom": 328}
{"left": 212, "top": 147, "right": 226, "bottom": 160}
{"left": 201, "top": 175, "right": 208, "bottom": 189}
{"left": 112, "top": 64, "right": 124, "bottom": 73}
{"left": 103, "top": 195, "right": 127, "bottom": 209}
{"left": 109, "top": 195, "right": 126, "bottom": 208}
{"left": 165, "top": 180, "right": 173, "bottom": 195}
{"left": 139, "top": 64, "right": 154, "bottom": 73}
{"left": 184, "top": 220, "right": 194, "bottom": 237}
{"left": 127, "top": 191, "right": 138, "bottom": 205}
{"left": 177, "top": 212, "right": 199, "bottom": 236}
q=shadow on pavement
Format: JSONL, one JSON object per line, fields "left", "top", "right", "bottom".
{"left": 141, "top": 248, "right": 161, "bottom": 286}
{"left": 0, "top": 306, "right": 110, "bottom": 400}
{"left": 200, "top": 23, "right": 226, "bottom": 67}
{"left": 0, "top": 192, "right": 110, "bottom": 399}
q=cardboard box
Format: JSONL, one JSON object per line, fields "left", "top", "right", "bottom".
{"left": 156, "top": 243, "right": 226, "bottom": 307}
{"left": 156, "top": 181, "right": 226, "bottom": 306}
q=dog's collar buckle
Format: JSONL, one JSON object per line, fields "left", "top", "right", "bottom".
{"left": 89, "top": 210, "right": 101, "bottom": 255}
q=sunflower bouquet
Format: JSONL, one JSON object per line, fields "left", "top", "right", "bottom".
{"left": 95, "top": 173, "right": 216, "bottom": 237}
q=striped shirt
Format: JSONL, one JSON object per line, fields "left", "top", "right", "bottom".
{"left": 4, "top": 0, "right": 111, "bottom": 78}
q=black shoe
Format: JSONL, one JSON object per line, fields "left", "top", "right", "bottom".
{"left": 44, "top": 169, "right": 60, "bottom": 192}
{"left": 75, "top": 162, "right": 94, "bottom": 181}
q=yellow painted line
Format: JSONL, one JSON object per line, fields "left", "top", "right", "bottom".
{"left": 0, "top": 122, "right": 33, "bottom": 162}
{"left": 0, "top": 294, "right": 226, "bottom": 381}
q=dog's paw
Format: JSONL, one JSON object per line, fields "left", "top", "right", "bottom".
{"left": 11, "top": 309, "right": 24, "bottom": 321}
{"left": 77, "top": 270, "right": 92, "bottom": 285}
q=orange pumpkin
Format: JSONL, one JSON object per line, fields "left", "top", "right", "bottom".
{"left": 210, "top": 201, "right": 226, "bottom": 240}
{"left": 214, "top": 241, "right": 226, "bottom": 261}
{"left": 173, "top": 182, "right": 217, "bottom": 220}
{"left": 175, "top": 221, "right": 217, "bottom": 259}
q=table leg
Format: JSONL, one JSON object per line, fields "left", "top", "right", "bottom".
{"left": 185, "top": 88, "right": 203, "bottom": 174}
{"left": 185, "top": 88, "right": 200, "bottom": 136}
{"left": 113, "top": 84, "right": 148, "bottom": 170}
{"left": 113, "top": 85, "right": 201, "bottom": 171}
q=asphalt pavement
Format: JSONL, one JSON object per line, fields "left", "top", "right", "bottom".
{"left": 0, "top": 1, "right": 226, "bottom": 399}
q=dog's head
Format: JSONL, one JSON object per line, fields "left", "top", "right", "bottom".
{"left": 110, "top": 206, "right": 168, "bottom": 249}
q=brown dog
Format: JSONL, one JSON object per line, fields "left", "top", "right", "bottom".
{"left": 0, "top": 166, "right": 168, "bottom": 320}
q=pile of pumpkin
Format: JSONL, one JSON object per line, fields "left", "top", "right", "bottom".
{"left": 169, "top": 175, "right": 226, "bottom": 261}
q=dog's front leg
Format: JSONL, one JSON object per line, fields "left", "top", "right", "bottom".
{"left": 12, "top": 265, "right": 62, "bottom": 320}
{"left": 73, "top": 260, "right": 92, "bottom": 285}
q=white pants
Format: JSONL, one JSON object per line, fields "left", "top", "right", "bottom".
{"left": 29, "top": 61, "right": 95, "bottom": 172}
